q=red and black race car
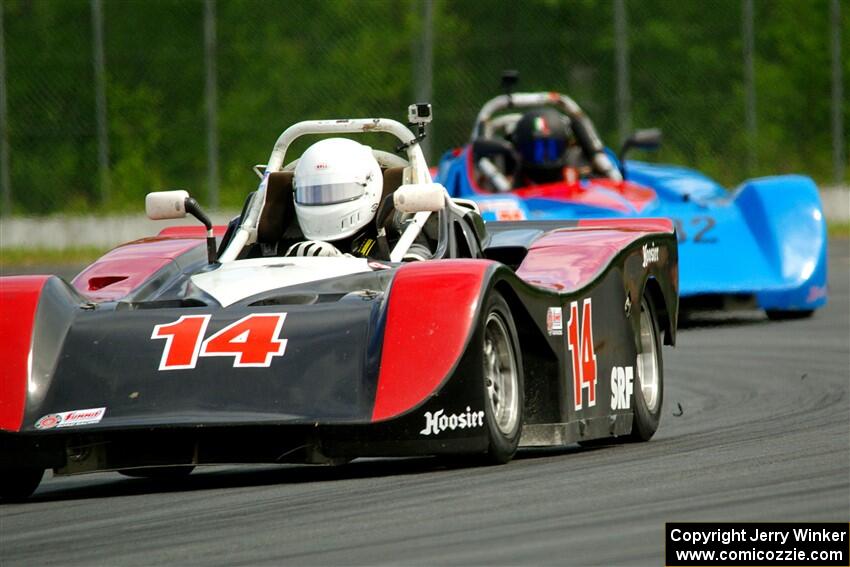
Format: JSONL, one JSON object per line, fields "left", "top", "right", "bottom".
{"left": 0, "top": 114, "right": 678, "bottom": 500}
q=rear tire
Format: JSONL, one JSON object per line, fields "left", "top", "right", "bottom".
{"left": 480, "top": 292, "right": 524, "bottom": 464}
{"left": 766, "top": 309, "right": 814, "bottom": 321}
{"left": 0, "top": 467, "right": 44, "bottom": 501}
{"left": 629, "top": 295, "right": 664, "bottom": 441}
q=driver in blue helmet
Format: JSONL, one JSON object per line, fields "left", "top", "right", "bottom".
{"left": 511, "top": 107, "right": 574, "bottom": 186}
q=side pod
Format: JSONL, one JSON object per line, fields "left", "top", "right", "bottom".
{"left": 1, "top": 276, "right": 82, "bottom": 432}
{"left": 734, "top": 175, "right": 828, "bottom": 310}
{"left": 372, "top": 260, "right": 493, "bottom": 421}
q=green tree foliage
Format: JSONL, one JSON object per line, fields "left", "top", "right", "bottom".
{"left": 215, "top": 0, "right": 415, "bottom": 208}
{"left": 2, "top": 0, "right": 846, "bottom": 214}
{"left": 5, "top": 0, "right": 97, "bottom": 213}
{"left": 756, "top": 0, "right": 844, "bottom": 178}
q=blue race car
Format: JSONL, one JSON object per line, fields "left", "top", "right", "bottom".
{"left": 435, "top": 90, "right": 827, "bottom": 319}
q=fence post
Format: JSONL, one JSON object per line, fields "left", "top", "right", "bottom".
{"left": 831, "top": 0, "right": 844, "bottom": 184}
{"left": 205, "top": 0, "right": 219, "bottom": 208}
{"left": 413, "top": 0, "right": 433, "bottom": 161}
{"left": 91, "top": 0, "right": 110, "bottom": 204}
{"left": 614, "top": 0, "right": 631, "bottom": 146}
{"left": 0, "top": 3, "right": 10, "bottom": 216}
{"left": 742, "top": 0, "right": 757, "bottom": 176}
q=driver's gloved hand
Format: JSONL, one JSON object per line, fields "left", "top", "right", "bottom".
{"left": 285, "top": 240, "right": 345, "bottom": 257}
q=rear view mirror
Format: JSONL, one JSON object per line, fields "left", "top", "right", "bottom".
{"left": 146, "top": 190, "right": 190, "bottom": 220}
{"left": 618, "top": 128, "right": 662, "bottom": 178}
{"left": 145, "top": 190, "right": 218, "bottom": 264}
{"left": 394, "top": 183, "right": 447, "bottom": 213}
{"left": 625, "top": 128, "right": 662, "bottom": 151}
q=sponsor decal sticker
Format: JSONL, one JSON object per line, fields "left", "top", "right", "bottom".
{"left": 35, "top": 407, "right": 106, "bottom": 430}
{"left": 420, "top": 407, "right": 485, "bottom": 436}
{"left": 642, "top": 242, "right": 660, "bottom": 268}
{"left": 35, "top": 414, "right": 61, "bottom": 429}
{"left": 546, "top": 306, "right": 563, "bottom": 336}
{"left": 610, "top": 366, "right": 634, "bottom": 410}
{"left": 495, "top": 209, "right": 525, "bottom": 221}
{"left": 807, "top": 284, "right": 827, "bottom": 302}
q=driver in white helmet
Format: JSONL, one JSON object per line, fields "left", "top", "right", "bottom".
{"left": 287, "top": 137, "right": 384, "bottom": 258}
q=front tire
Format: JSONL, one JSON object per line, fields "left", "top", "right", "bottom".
{"left": 766, "top": 309, "right": 815, "bottom": 321}
{"left": 629, "top": 295, "right": 664, "bottom": 441}
{"left": 0, "top": 467, "right": 44, "bottom": 501}
{"left": 480, "top": 292, "right": 524, "bottom": 464}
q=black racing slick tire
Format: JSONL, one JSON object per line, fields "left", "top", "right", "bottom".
{"left": 118, "top": 466, "right": 195, "bottom": 479}
{"left": 0, "top": 467, "right": 44, "bottom": 502}
{"left": 766, "top": 309, "right": 815, "bottom": 321}
{"left": 629, "top": 295, "right": 664, "bottom": 441}
{"left": 480, "top": 292, "right": 524, "bottom": 464}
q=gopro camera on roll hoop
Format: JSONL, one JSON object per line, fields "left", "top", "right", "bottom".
{"left": 408, "top": 103, "right": 432, "bottom": 125}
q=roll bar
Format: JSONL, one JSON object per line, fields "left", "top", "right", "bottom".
{"left": 219, "top": 118, "right": 434, "bottom": 263}
{"left": 471, "top": 92, "right": 622, "bottom": 182}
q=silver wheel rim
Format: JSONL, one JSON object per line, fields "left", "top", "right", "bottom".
{"left": 484, "top": 312, "right": 519, "bottom": 436}
{"left": 637, "top": 299, "right": 660, "bottom": 412}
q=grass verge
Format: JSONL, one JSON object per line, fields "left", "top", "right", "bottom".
{"left": 0, "top": 247, "right": 108, "bottom": 268}
{"left": 827, "top": 222, "right": 850, "bottom": 238}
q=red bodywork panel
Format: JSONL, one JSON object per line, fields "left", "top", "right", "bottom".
{"left": 72, "top": 237, "right": 203, "bottom": 302}
{"left": 512, "top": 179, "right": 656, "bottom": 213}
{"left": 464, "top": 148, "right": 656, "bottom": 213}
{"left": 157, "top": 225, "right": 228, "bottom": 238}
{"left": 372, "top": 260, "right": 491, "bottom": 422}
{"left": 516, "top": 219, "right": 674, "bottom": 291}
{"left": 576, "top": 218, "right": 674, "bottom": 233}
{"left": 0, "top": 276, "right": 49, "bottom": 432}
{"left": 72, "top": 225, "right": 226, "bottom": 302}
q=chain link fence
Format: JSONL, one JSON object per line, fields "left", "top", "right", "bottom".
{"left": 1, "top": 0, "right": 846, "bottom": 217}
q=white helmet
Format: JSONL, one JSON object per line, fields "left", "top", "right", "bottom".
{"left": 293, "top": 138, "right": 382, "bottom": 241}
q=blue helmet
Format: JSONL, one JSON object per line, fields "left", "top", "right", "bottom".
{"left": 513, "top": 108, "right": 571, "bottom": 180}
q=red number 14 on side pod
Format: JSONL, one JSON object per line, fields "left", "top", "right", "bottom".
{"left": 567, "top": 299, "right": 597, "bottom": 410}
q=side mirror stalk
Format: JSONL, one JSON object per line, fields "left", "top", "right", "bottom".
{"left": 146, "top": 190, "right": 217, "bottom": 264}
{"left": 184, "top": 197, "right": 217, "bottom": 264}
{"left": 618, "top": 128, "right": 662, "bottom": 180}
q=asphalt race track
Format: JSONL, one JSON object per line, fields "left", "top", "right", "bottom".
{"left": 2, "top": 242, "right": 848, "bottom": 566}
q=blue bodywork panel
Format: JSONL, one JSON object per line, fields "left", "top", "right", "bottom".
{"left": 437, "top": 148, "right": 828, "bottom": 314}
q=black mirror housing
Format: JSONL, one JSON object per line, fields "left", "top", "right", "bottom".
{"left": 618, "top": 128, "right": 662, "bottom": 179}
{"left": 627, "top": 128, "right": 662, "bottom": 151}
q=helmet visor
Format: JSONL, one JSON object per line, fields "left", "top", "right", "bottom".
{"left": 295, "top": 181, "right": 366, "bottom": 206}
{"left": 518, "top": 139, "right": 566, "bottom": 165}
